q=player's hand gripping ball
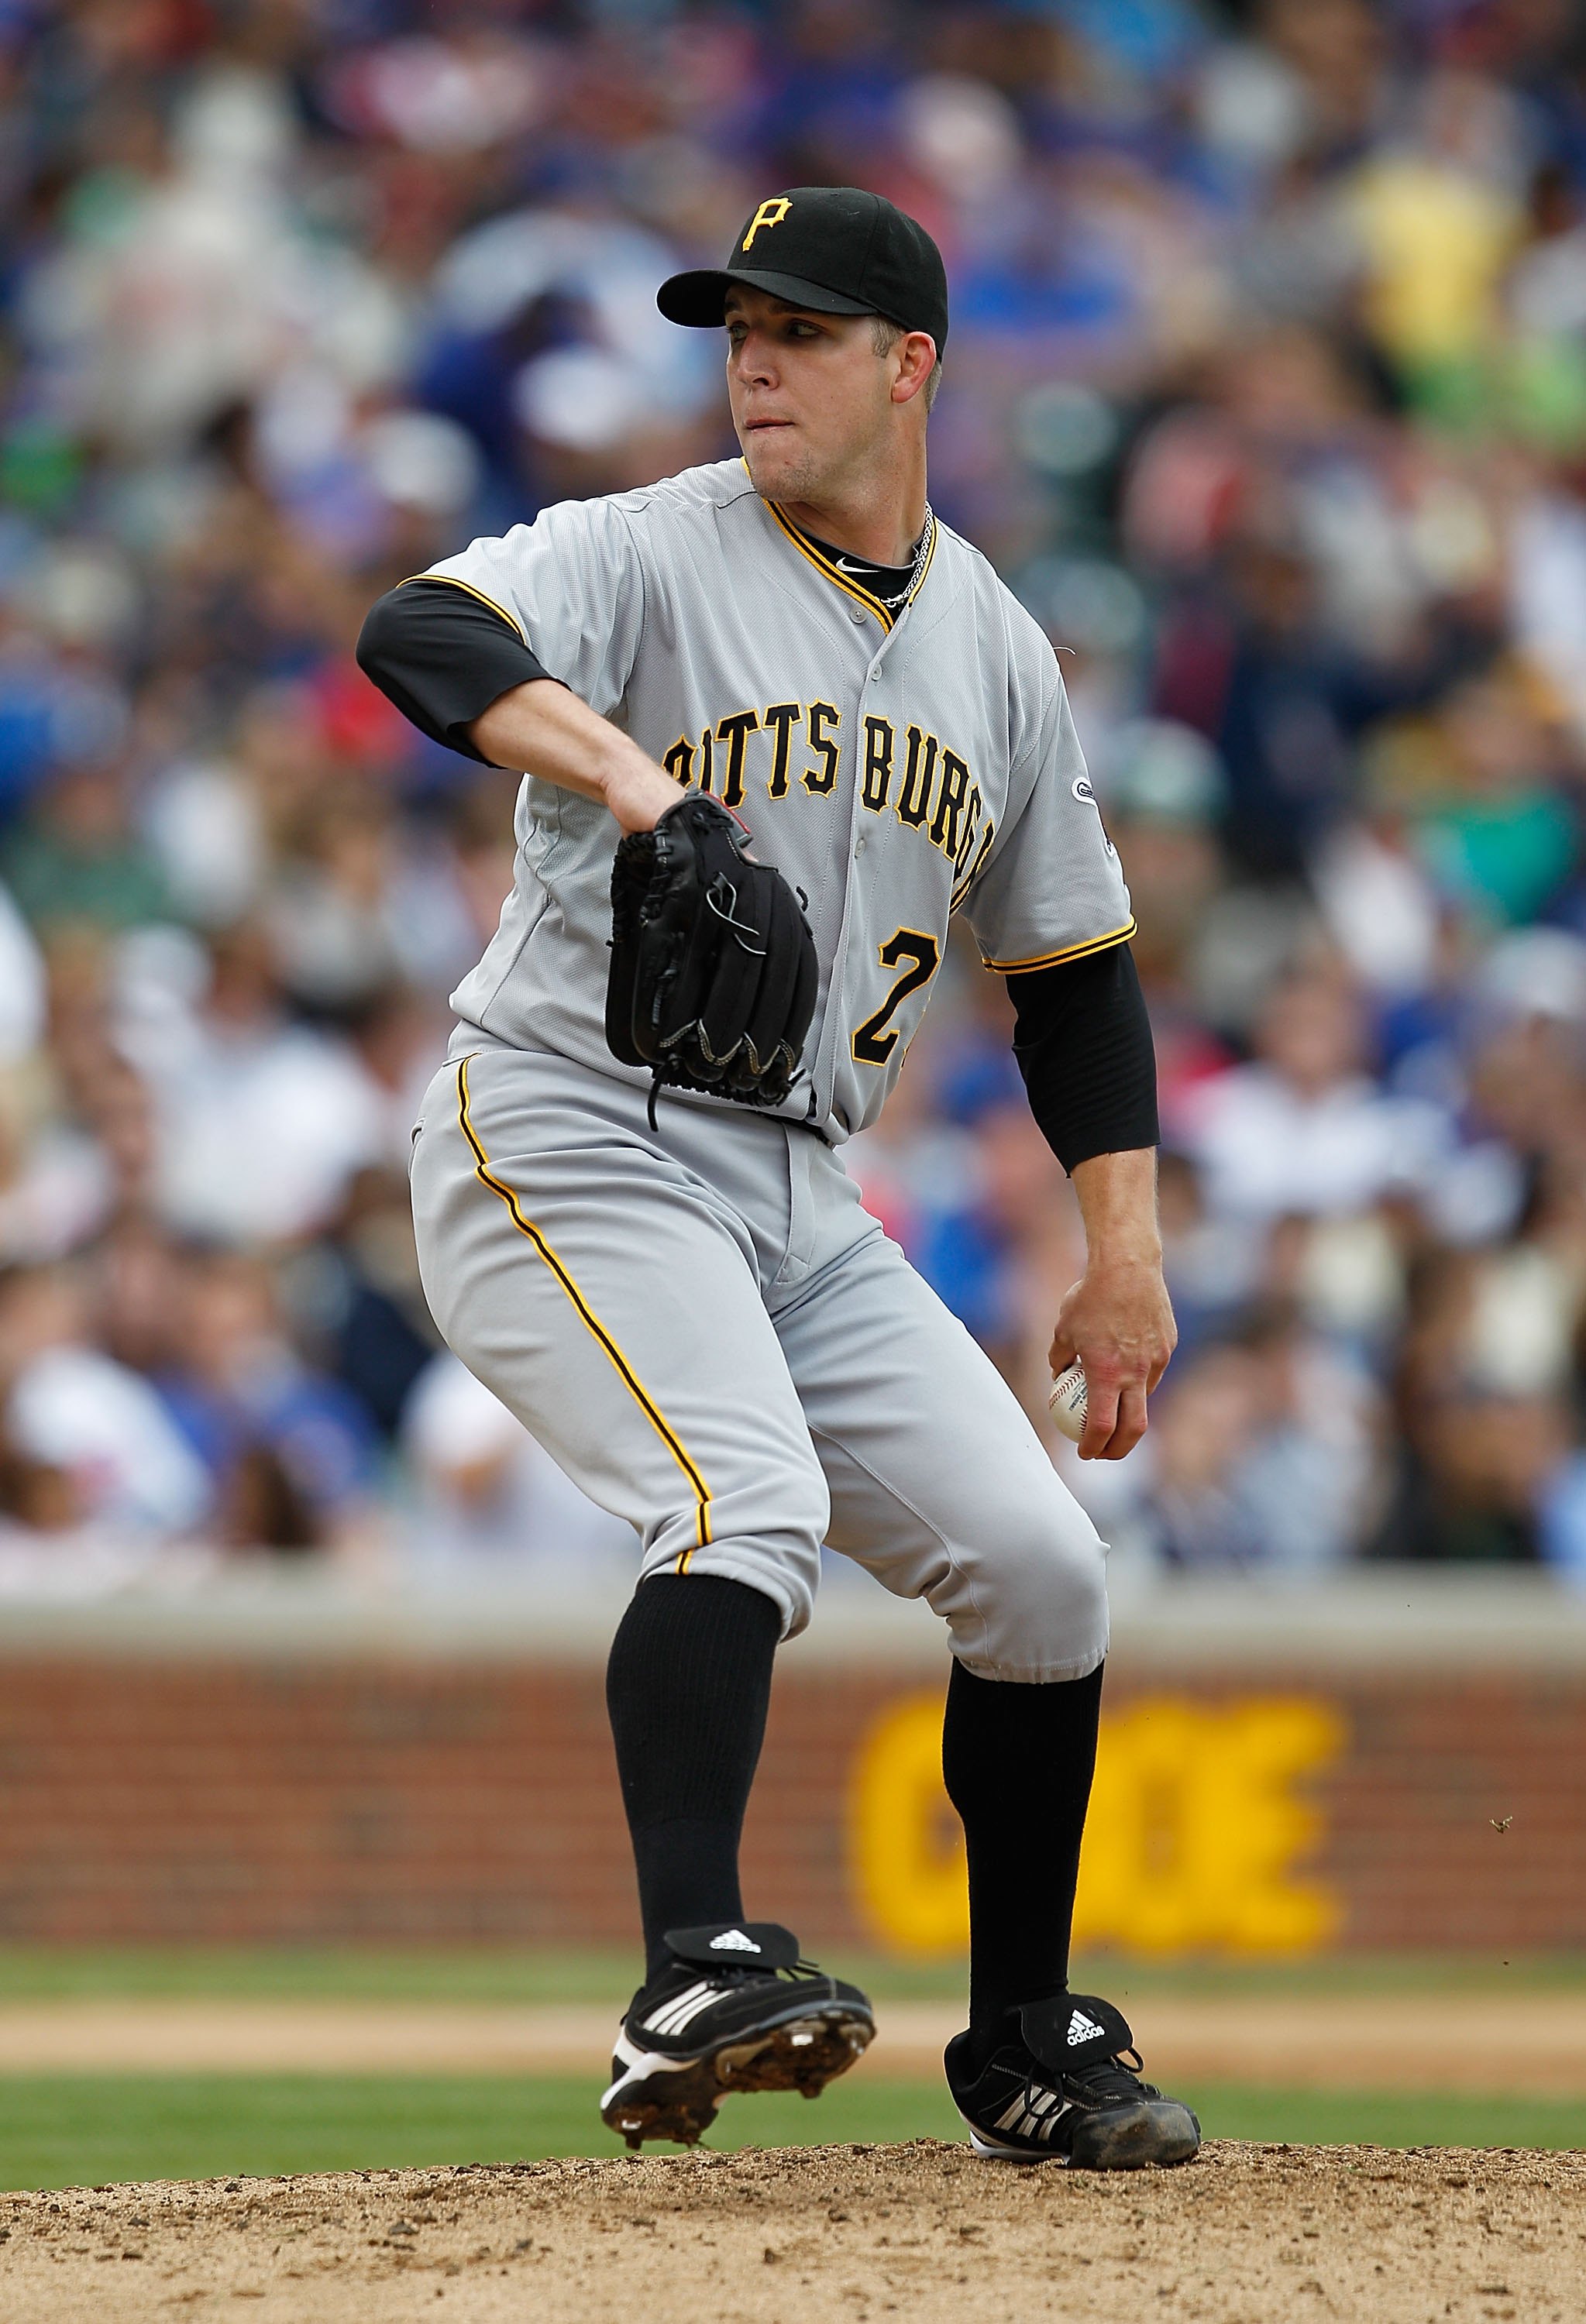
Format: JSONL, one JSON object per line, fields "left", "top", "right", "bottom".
{"left": 1048, "top": 1361, "right": 1089, "bottom": 1443}
{"left": 606, "top": 793, "right": 818, "bottom": 1112}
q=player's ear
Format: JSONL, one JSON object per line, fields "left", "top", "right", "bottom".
{"left": 889, "top": 332, "right": 937, "bottom": 407}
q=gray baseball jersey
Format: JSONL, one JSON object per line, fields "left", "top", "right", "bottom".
{"left": 428, "top": 457, "right": 1133, "bottom": 1142}
{"left": 407, "top": 455, "right": 1122, "bottom": 1674}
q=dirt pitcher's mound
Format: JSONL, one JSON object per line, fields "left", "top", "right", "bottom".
{"left": 0, "top": 2140, "right": 1580, "bottom": 2323}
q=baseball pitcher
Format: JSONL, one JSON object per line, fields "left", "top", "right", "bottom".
{"left": 360, "top": 186, "right": 1196, "bottom": 2168}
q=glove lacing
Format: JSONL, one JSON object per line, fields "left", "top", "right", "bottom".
{"left": 643, "top": 873, "right": 778, "bottom": 1132}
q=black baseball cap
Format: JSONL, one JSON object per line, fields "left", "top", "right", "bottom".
{"left": 657, "top": 186, "right": 948, "bottom": 357}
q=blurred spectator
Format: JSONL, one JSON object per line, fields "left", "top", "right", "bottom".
{"left": 913, "top": 1096, "right": 1080, "bottom": 1424}
{"left": 1094, "top": 720, "right": 1240, "bottom": 1105}
{"left": 132, "top": 922, "right": 384, "bottom": 1244}
{"left": 1123, "top": 1299, "right": 1381, "bottom": 1575}
{"left": 0, "top": 1262, "right": 210, "bottom": 1539}
{"left": 306, "top": 1164, "right": 441, "bottom": 1437}
{"left": 1182, "top": 965, "right": 1449, "bottom": 1223}
{"left": 0, "top": 761, "right": 168, "bottom": 933}
{"left": 1156, "top": 1148, "right": 1262, "bottom": 1353}
{"left": 154, "top": 1249, "right": 380, "bottom": 1555}
{"left": 1134, "top": 1342, "right": 1271, "bottom": 1568}
{"left": 0, "top": 885, "right": 46, "bottom": 1066}
{"left": 1410, "top": 664, "right": 1579, "bottom": 929}
{"left": 1219, "top": 1301, "right": 1382, "bottom": 1572}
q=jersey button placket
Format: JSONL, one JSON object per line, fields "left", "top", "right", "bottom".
{"left": 809, "top": 627, "right": 883, "bottom": 1116}
{"left": 814, "top": 624, "right": 893, "bottom": 1120}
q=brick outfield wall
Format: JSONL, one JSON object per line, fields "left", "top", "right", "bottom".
{"left": 0, "top": 1656, "right": 1579, "bottom": 1952}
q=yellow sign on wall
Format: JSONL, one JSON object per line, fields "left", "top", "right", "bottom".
{"left": 846, "top": 1692, "right": 1346, "bottom": 1958}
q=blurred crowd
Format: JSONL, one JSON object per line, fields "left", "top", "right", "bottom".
{"left": 3, "top": 0, "right": 1586, "bottom": 1589}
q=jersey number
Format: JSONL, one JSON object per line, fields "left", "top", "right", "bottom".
{"left": 851, "top": 930, "right": 941, "bottom": 1066}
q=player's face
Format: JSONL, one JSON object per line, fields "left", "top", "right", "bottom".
{"left": 724, "top": 290, "right": 899, "bottom": 504}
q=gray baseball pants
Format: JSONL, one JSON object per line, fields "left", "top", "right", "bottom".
{"left": 409, "top": 1040, "right": 1108, "bottom": 1681}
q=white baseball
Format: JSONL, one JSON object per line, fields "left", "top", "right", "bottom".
{"left": 1048, "top": 1361, "right": 1088, "bottom": 1443}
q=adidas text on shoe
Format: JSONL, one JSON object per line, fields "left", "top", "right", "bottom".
{"left": 946, "top": 1993, "right": 1200, "bottom": 2170}
{"left": 600, "top": 1921, "right": 875, "bottom": 2150}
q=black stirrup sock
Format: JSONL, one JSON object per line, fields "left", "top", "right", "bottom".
{"left": 941, "top": 1656, "right": 1104, "bottom": 2062}
{"left": 606, "top": 1573, "right": 782, "bottom": 1984}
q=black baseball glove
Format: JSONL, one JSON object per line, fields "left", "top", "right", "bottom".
{"left": 606, "top": 792, "right": 818, "bottom": 1118}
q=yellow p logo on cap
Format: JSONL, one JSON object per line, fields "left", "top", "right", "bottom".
{"left": 741, "top": 197, "right": 792, "bottom": 251}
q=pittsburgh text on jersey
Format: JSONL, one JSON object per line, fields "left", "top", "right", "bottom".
{"left": 661, "top": 703, "right": 995, "bottom": 894}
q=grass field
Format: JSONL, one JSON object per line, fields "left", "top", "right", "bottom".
{"left": 0, "top": 1943, "right": 1583, "bottom": 2006}
{"left": 3, "top": 2073, "right": 1586, "bottom": 2192}
{"left": 1, "top": 1947, "right": 1583, "bottom": 2192}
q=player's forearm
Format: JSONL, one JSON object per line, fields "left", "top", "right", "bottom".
{"left": 1069, "top": 1148, "right": 1162, "bottom": 1268}
{"left": 1051, "top": 1147, "right": 1175, "bottom": 1458}
{"left": 469, "top": 682, "right": 679, "bottom": 834}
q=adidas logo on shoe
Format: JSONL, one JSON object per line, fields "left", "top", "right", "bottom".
{"left": 709, "top": 1929, "right": 762, "bottom": 1954}
{"left": 1067, "top": 2008, "right": 1104, "bottom": 2046}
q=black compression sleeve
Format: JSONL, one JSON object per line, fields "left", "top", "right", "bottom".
{"left": 356, "top": 578, "right": 556, "bottom": 762}
{"left": 1008, "top": 943, "right": 1158, "bottom": 1174}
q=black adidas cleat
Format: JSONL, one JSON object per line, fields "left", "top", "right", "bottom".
{"left": 946, "top": 1992, "right": 1200, "bottom": 2169}
{"left": 600, "top": 1920, "right": 875, "bottom": 2150}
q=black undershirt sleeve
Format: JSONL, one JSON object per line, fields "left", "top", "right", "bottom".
{"left": 1007, "top": 942, "right": 1159, "bottom": 1175}
{"left": 356, "top": 578, "right": 556, "bottom": 763}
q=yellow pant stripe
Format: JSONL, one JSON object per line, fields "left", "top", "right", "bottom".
{"left": 455, "top": 1057, "right": 712, "bottom": 1554}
